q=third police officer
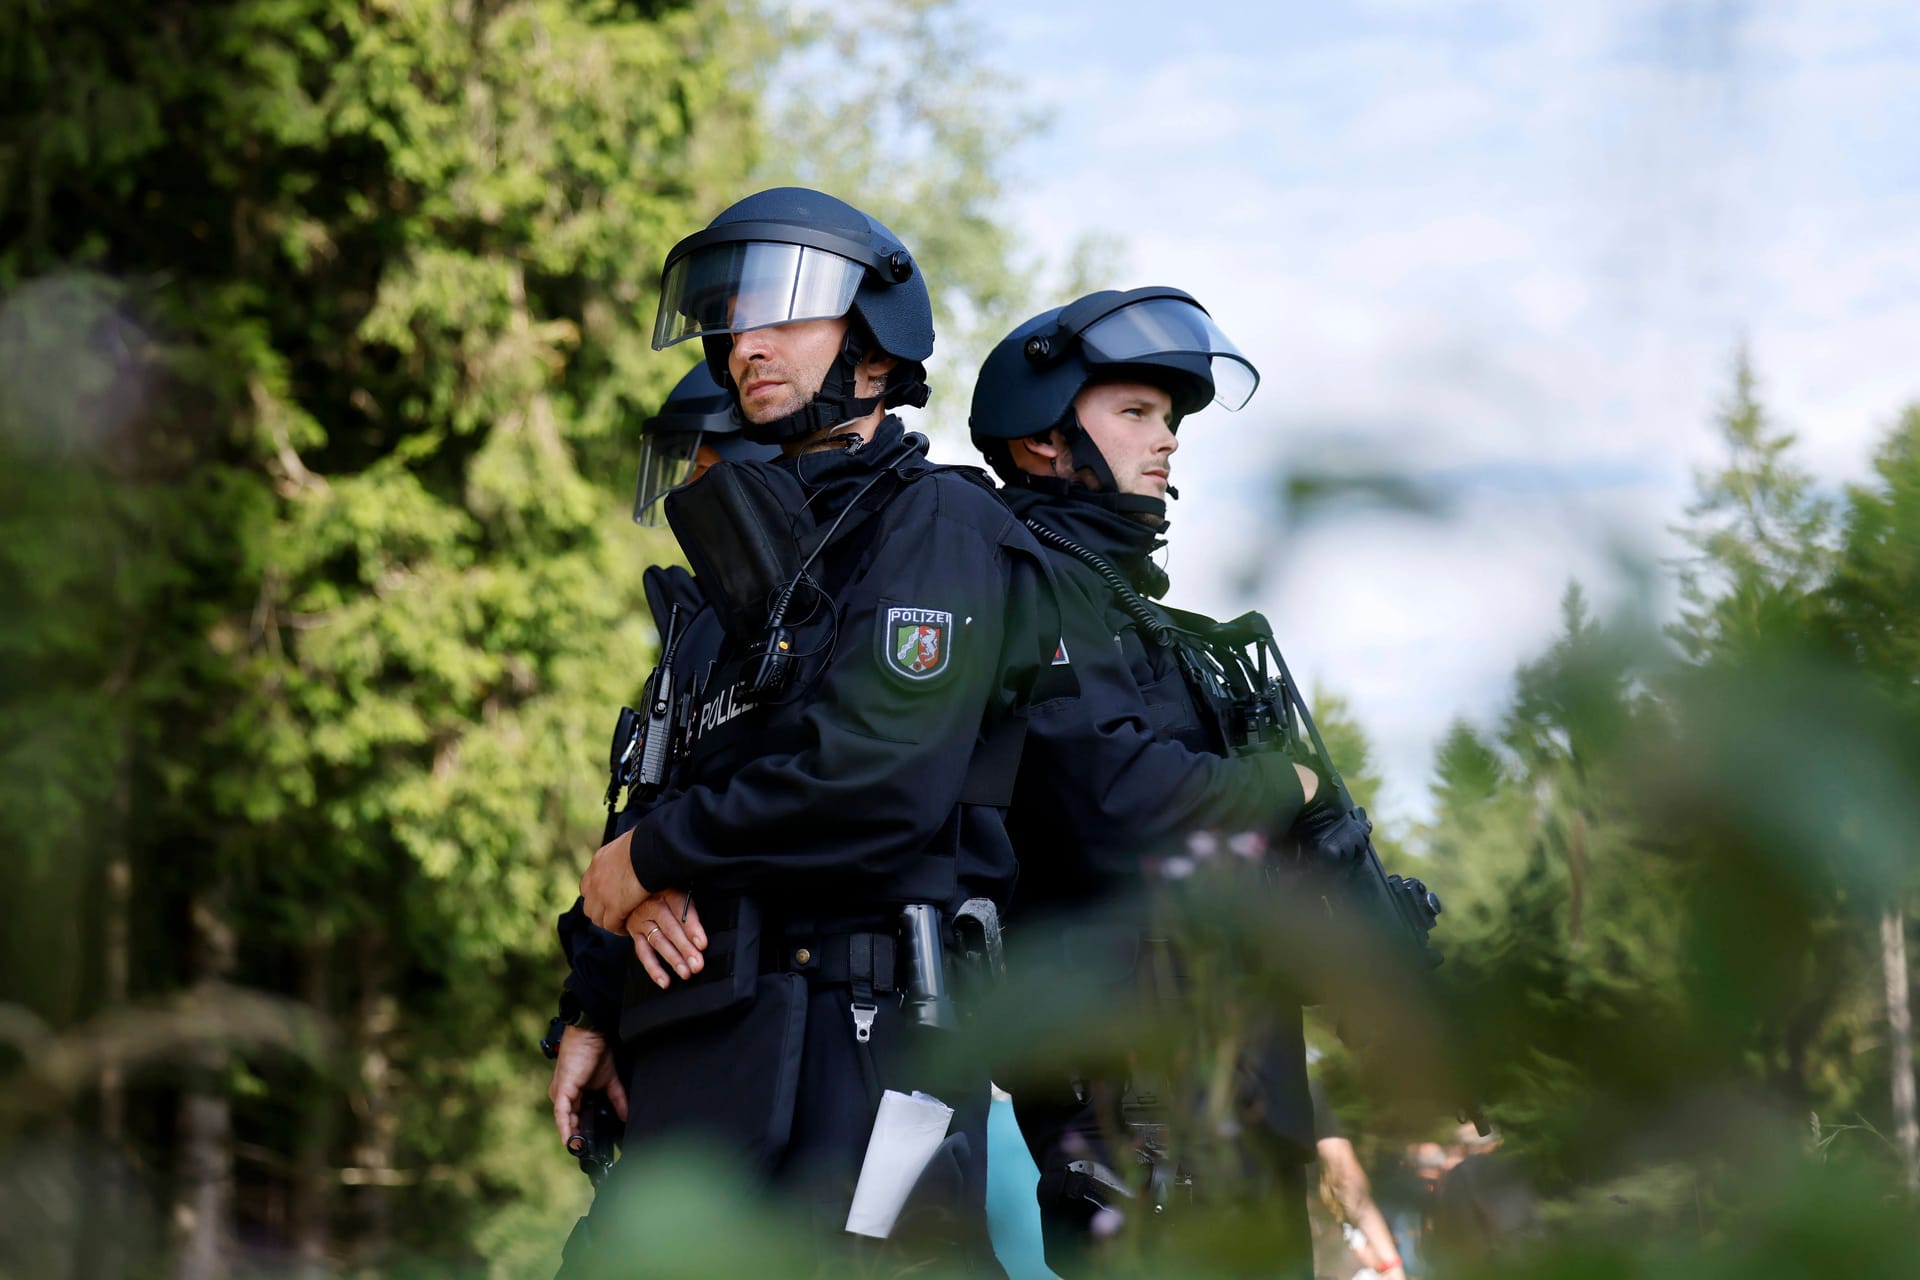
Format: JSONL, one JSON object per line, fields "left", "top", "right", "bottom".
{"left": 545, "top": 360, "right": 777, "bottom": 1154}
{"left": 969, "top": 286, "right": 1346, "bottom": 1277}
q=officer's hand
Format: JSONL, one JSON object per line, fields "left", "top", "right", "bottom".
{"left": 1293, "top": 799, "right": 1372, "bottom": 873}
{"left": 626, "top": 890, "right": 708, "bottom": 989}
{"left": 548, "top": 1026, "right": 628, "bottom": 1144}
{"left": 581, "top": 830, "right": 647, "bottom": 931}
{"left": 1291, "top": 759, "right": 1370, "bottom": 871}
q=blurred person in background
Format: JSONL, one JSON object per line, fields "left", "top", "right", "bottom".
{"left": 1429, "top": 1124, "right": 1541, "bottom": 1271}
{"left": 1374, "top": 1141, "right": 1450, "bottom": 1278}
{"left": 1310, "top": 1079, "right": 1405, "bottom": 1280}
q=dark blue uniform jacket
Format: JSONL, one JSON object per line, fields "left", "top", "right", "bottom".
{"left": 1002, "top": 487, "right": 1306, "bottom": 910}
{"left": 562, "top": 419, "right": 1064, "bottom": 1028}
{"left": 626, "top": 416, "right": 1059, "bottom": 911}
{"left": 1000, "top": 484, "right": 1316, "bottom": 1154}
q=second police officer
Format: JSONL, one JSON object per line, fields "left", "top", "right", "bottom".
{"left": 969, "top": 287, "right": 1349, "bottom": 1277}
{"left": 565, "top": 188, "right": 1067, "bottom": 1269}
{"left": 631, "top": 360, "right": 784, "bottom": 528}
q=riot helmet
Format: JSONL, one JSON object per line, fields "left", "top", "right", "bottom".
{"left": 632, "top": 362, "right": 781, "bottom": 527}
{"left": 651, "top": 188, "right": 934, "bottom": 444}
{"left": 969, "top": 286, "right": 1257, "bottom": 513}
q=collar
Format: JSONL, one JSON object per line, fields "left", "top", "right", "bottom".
{"left": 782, "top": 415, "right": 923, "bottom": 514}
{"left": 1001, "top": 482, "right": 1172, "bottom": 599}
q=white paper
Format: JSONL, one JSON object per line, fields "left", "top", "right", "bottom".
{"left": 843, "top": 1089, "right": 955, "bottom": 1238}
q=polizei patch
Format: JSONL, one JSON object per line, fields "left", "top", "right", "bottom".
{"left": 880, "top": 606, "right": 953, "bottom": 682}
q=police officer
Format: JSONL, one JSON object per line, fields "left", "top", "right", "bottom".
{"left": 545, "top": 361, "right": 778, "bottom": 1149}
{"left": 969, "top": 287, "right": 1335, "bottom": 1277}
{"left": 564, "top": 187, "right": 1063, "bottom": 1268}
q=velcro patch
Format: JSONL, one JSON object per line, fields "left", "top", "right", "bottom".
{"left": 881, "top": 606, "right": 954, "bottom": 681}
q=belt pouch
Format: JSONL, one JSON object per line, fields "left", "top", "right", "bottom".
{"left": 618, "top": 896, "right": 762, "bottom": 1040}
{"left": 623, "top": 972, "right": 808, "bottom": 1173}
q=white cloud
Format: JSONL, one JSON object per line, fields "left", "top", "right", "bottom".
{"left": 966, "top": 0, "right": 1920, "bottom": 818}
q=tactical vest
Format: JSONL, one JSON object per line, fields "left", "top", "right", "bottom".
{"left": 610, "top": 437, "right": 1044, "bottom": 1035}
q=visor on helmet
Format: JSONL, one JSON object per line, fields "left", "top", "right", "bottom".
{"left": 1080, "top": 297, "right": 1260, "bottom": 411}
{"left": 632, "top": 431, "right": 704, "bottom": 526}
{"left": 652, "top": 240, "right": 868, "bottom": 350}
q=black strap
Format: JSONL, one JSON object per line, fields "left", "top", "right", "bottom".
{"left": 795, "top": 452, "right": 1028, "bottom": 807}
{"left": 794, "top": 463, "right": 906, "bottom": 563}
{"left": 849, "top": 932, "right": 878, "bottom": 1005}
{"left": 765, "top": 930, "right": 898, "bottom": 994}
{"left": 788, "top": 432, "right": 938, "bottom": 590}
{"left": 959, "top": 710, "right": 1026, "bottom": 807}
{"left": 1026, "top": 517, "right": 1174, "bottom": 647}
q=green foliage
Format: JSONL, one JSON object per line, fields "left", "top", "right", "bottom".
{"left": 7, "top": 0, "right": 1919, "bottom": 1271}
{"left": 1831, "top": 407, "right": 1920, "bottom": 723}
{"left": 1309, "top": 685, "right": 1411, "bottom": 867}
{"left": 2, "top": 0, "right": 750, "bottom": 1267}
{"left": 1672, "top": 347, "right": 1835, "bottom": 659}
{"left": 1405, "top": 356, "right": 1920, "bottom": 1270}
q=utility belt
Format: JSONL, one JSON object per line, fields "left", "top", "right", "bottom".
{"left": 615, "top": 895, "right": 1003, "bottom": 1176}
{"left": 619, "top": 896, "right": 1003, "bottom": 1044}
{"left": 762, "top": 918, "right": 907, "bottom": 1044}
{"left": 760, "top": 920, "right": 898, "bottom": 987}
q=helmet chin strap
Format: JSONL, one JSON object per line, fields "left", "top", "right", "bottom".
{"left": 1055, "top": 408, "right": 1171, "bottom": 524}
{"left": 738, "top": 334, "right": 881, "bottom": 445}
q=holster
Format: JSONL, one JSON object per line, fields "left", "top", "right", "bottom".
{"left": 621, "top": 970, "right": 809, "bottom": 1174}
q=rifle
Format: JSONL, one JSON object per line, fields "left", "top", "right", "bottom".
{"left": 1211, "top": 613, "right": 1445, "bottom": 971}
{"left": 1203, "top": 612, "right": 1486, "bottom": 1133}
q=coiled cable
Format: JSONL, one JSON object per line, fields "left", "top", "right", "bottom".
{"left": 1023, "top": 517, "right": 1176, "bottom": 647}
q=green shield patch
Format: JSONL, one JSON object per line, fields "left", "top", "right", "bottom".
{"left": 880, "top": 606, "right": 953, "bottom": 682}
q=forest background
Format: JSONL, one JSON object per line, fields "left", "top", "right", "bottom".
{"left": 3, "top": 1, "right": 1918, "bottom": 1277}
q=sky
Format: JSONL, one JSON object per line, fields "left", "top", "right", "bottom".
{"left": 928, "top": 0, "right": 1920, "bottom": 826}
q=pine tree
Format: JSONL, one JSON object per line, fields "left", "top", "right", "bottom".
{"left": 1672, "top": 346, "right": 1834, "bottom": 660}
{"left": 1430, "top": 719, "right": 1504, "bottom": 822}
{"left": 1829, "top": 406, "right": 1920, "bottom": 1194}
{"left": 1420, "top": 718, "right": 1531, "bottom": 935}
{"left": 3, "top": 0, "right": 749, "bottom": 1268}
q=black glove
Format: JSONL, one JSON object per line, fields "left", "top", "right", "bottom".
{"left": 1290, "top": 763, "right": 1372, "bottom": 873}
